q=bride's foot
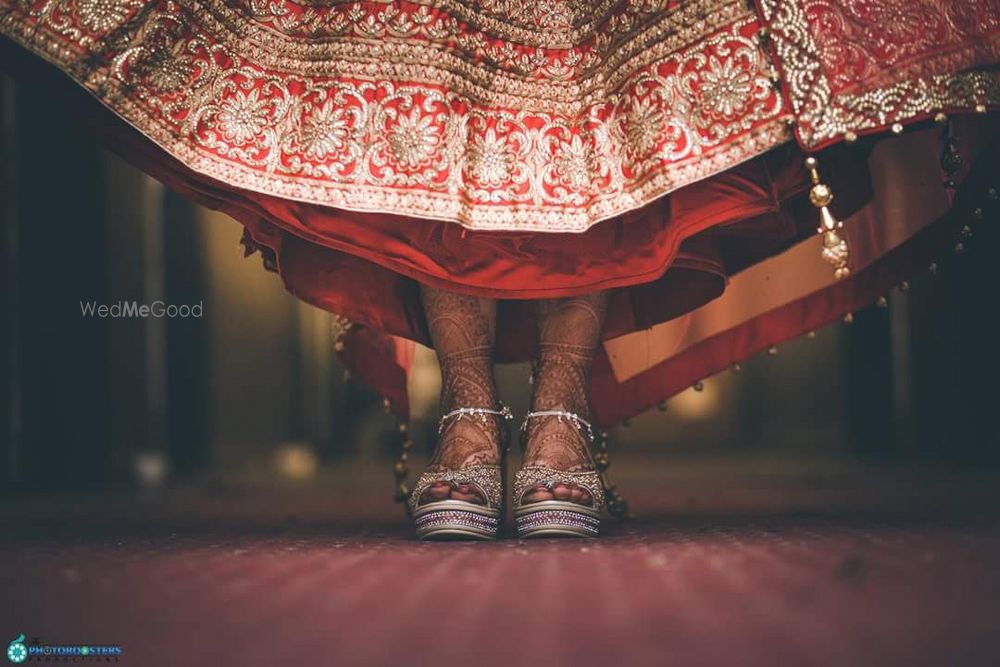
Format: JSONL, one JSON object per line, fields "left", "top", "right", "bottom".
{"left": 514, "top": 408, "right": 604, "bottom": 538}
{"left": 410, "top": 405, "right": 509, "bottom": 540}
{"left": 413, "top": 286, "right": 507, "bottom": 539}
{"left": 514, "top": 294, "right": 609, "bottom": 538}
{"left": 519, "top": 411, "right": 596, "bottom": 507}
{"left": 416, "top": 403, "right": 507, "bottom": 506}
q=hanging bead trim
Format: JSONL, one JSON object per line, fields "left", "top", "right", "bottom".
{"left": 595, "top": 430, "right": 632, "bottom": 520}
{"left": 393, "top": 418, "right": 414, "bottom": 513}
{"left": 805, "top": 156, "right": 850, "bottom": 280}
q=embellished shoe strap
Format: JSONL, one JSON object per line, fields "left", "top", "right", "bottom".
{"left": 513, "top": 466, "right": 606, "bottom": 511}
{"left": 409, "top": 465, "right": 503, "bottom": 513}
{"left": 520, "top": 409, "right": 594, "bottom": 442}
{"left": 438, "top": 403, "right": 513, "bottom": 435}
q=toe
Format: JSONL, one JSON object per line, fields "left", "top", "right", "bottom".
{"left": 451, "top": 484, "right": 486, "bottom": 504}
{"left": 552, "top": 484, "right": 574, "bottom": 502}
{"left": 569, "top": 487, "right": 584, "bottom": 504}
{"left": 523, "top": 485, "right": 555, "bottom": 504}
{"left": 420, "top": 481, "right": 453, "bottom": 503}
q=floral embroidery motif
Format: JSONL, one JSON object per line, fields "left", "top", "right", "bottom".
{"left": 468, "top": 128, "right": 515, "bottom": 188}
{"left": 623, "top": 97, "right": 663, "bottom": 158}
{"left": 387, "top": 107, "right": 442, "bottom": 169}
{"left": 553, "top": 135, "right": 593, "bottom": 191}
{"left": 299, "top": 101, "right": 350, "bottom": 160}
{"left": 699, "top": 56, "right": 755, "bottom": 118}
{"left": 75, "top": 0, "right": 138, "bottom": 33}
{"left": 217, "top": 89, "right": 271, "bottom": 146}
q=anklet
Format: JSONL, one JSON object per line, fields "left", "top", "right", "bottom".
{"left": 521, "top": 410, "right": 595, "bottom": 442}
{"left": 438, "top": 404, "right": 514, "bottom": 434}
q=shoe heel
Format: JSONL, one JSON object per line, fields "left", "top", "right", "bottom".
{"left": 413, "top": 500, "right": 501, "bottom": 541}
{"left": 515, "top": 500, "right": 600, "bottom": 538}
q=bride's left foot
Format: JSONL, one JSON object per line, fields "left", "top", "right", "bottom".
{"left": 514, "top": 408, "right": 605, "bottom": 538}
{"left": 519, "top": 413, "right": 596, "bottom": 507}
{"left": 514, "top": 294, "right": 609, "bottom": 538}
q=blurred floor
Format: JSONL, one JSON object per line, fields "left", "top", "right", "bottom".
{"left": 2, "top": 456, "right": 1000, "bottom": 667}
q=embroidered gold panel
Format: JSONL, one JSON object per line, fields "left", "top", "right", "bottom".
{"left": 0, "top": 0, "right": 793, "bottom": 231}
{"left": 757, "top": 0, "right": 1000, "bottom": 148}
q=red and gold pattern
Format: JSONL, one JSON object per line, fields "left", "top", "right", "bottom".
{"left": 1, "top": 0, "right": 793, "bottom": 231}
{"left": 2, "top": 0, "right": 997, "bottom": 230}
{"left": 757, "top": 0, "right": 1000, "bottom": 148}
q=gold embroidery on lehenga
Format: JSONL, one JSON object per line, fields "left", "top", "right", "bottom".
{"left": 757, "top": 0, "right": 1000, "bottom": 148}
{"left": 2, "top": 0, "right": 793, "bottom": 230}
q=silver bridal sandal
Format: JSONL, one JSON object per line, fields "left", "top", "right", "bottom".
{"left": 513, "top": 410, "right": 605, "bottom": 538}
{"left": 409, "top": 405, "right": 512, "bottom": 540}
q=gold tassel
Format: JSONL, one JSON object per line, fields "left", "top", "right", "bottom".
{"left": 805, "top": 157, "right": 850, "bottom": 280}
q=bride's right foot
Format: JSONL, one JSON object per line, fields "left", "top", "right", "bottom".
{"left": 414, "top": 404, "right": 507, "bottom": 507}
{"left": 414, "top": 286, "right": 505, "bottom": 539}
{"left": 409, "top": 404, "right": 510, "bottom": 540}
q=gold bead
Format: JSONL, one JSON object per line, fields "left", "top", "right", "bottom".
{"left": 954, "top": 241, "right": 965, "bottom": 254}
{"left": 400, "top": 451, "right": 408, "bottom": 462}
{"left": 975, "top": 104, "right": 987, "bottom": 114}
{"left": 961, "top": 225, "right": 973, "bottom": 238}
{"left": 810, "top": 183, "right": 834, "bottom": 208}
{"left": 891, "top": 123, "right": 904, "bottom": 134}
{"left": 600, "top": 431, "right": 609, "bottom": 440}
{"left": 393, "top": 461, "right": 407, "bottom": 475}
{"left": 973, "top": 208, "right": 984, "bottom": 220}
{"left": 843, "top": 313, "right": 854, "bottom": 325}
{"left": 934, "top": 112, "right": 948, "bottom": 125}
{"left": 844, "top": 130, "right": 858, "bottom": 143}
{"left": 594, "top": 451, "right": 610, "bottom": 470}
{"left": 334, "top": 340, "right": 345, "bottom": 352}
{"left": 693, "top": 381, "right": 704, "bottom": 392}
{"left": 807, "top": 331, "right": 817, "bottom": 339}
{"left": 899, "top": 281, "right": 910, "bottom": 293}
{"left": 731, "top": 362, "right": 742, "bottom": 374}
{"left": 398, "top": 423, "right": 408, "bottom": 434}
{"left": 876, "top": 296, "right": 888, "bottom": 308}
{"left": 804, "top": 156, "right": 818, "bottom": 170}
{"left": 767, "top": 345, "right": 778, "bottom": 356}
{"left": 834, "top": 266, "right": 851, "bottom": 280}
{"left": 402, "top": 439, "right": 413, "bottom": 451}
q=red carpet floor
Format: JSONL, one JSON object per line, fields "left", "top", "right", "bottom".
{"left": 2, "top": 460, "right": 999, "bottom": 666}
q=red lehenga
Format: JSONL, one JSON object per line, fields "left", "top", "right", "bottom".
{"left": 2, "top": 0, "right": 999, "bottom": 429}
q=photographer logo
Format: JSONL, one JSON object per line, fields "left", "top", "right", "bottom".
{"left": 6, "top": 635, "right": 26, "bottom": 664}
